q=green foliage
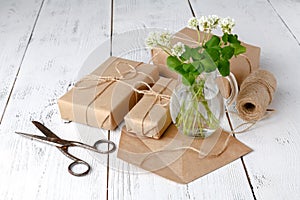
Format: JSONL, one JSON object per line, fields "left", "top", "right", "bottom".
{"left": 218, "top": 58, "right": 230, "bottom": 76}
{"left": 204, "top": 35, "right": 220, "bottom": 48}
{"left": 167, "top": 56, "right": 181, "bottom": 69}
{"left": 166, "top": 33, "right": 246, "bottom": 86}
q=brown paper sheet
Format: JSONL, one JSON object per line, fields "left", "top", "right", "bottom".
{"left": 58, "top": 56, "right": 160, "bottom": 130}
{"left": 151, "top": 27, "right": 261, "bottom": 87}
{"left": 118, "top": 124, "right": 252, "bottom": 184}
{"left": 124, "top": 77, "right": 177, "bottom": 139}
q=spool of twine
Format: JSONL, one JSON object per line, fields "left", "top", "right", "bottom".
{"left": 236, "top": 69, "right": 277, "bottom": 121}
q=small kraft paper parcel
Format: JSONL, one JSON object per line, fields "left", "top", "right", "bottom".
{"left": 124, "top": 77, "right": 177, "bottom": 139}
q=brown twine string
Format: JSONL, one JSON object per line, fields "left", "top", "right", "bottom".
{"left": 236, "top": 69, "right": 277, "bottom": 122}
{"left": 214, "top": 107, "right": 276, "bottom": 157}
{"left": 240, "top": 54, "right": 253, "bottom": 74}
{"left": 75, "top": 61, "right": 141, "bottom": 89}
{"left": 139, "top": 136, "right": 229, "bottom": 168}
{"left": 141, "top": 44, "right": 275, "bottom": 165}
{"left": 74, "top": 61, "right": 155, "bottom": 126}
{"left": 139, "top": 101, "right": 275, "bottom": 166}
{"left": 139, "top": 52, "right": 252, "bottom": 163}
{"left": 135, "top": 79, "right": 172, "bottom": 136}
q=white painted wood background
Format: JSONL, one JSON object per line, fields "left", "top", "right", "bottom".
{"left": 0, "top": 0, "right": 299, "bottom": 199}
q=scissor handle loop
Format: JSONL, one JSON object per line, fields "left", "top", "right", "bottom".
{"left": 68, "top": 160, "right": 90, "bottom": 177}
{"left": 93, "top": 139, "right": 117, "bottom": 154}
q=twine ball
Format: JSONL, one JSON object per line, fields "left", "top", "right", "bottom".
{"left": 236, "top": 69, "right": 277, "bottom": 121}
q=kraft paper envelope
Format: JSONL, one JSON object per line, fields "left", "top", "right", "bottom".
{"left": 118, "top": 124, "right": 252, "bottom": 184}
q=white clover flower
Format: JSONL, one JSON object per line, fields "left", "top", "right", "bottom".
{"left": 198, "top": 16, "right": 211, "bottom": 32}
{"left": 145, "top": 31, "right": 172, "bottom": 48}
{"left": 188, "top": 17, "right": 199, "bottom": 30}
{"left": 208, "top": 15, "right": 220, "bottom": 30}
{"left": 158, "top": 31, "right": 172, "bottom": 47}
{"left": 220, "top": 17, "right": 235, "bottom": 34}
{"left": 171, "top": 42, "right": 185, "bottom": 57}
{"left": 145, "top": 32, "right": 159, "bottom": 48}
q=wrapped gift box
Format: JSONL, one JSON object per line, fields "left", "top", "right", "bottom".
{"left": 151, "top": 27, "right": 261, "bottom": 87}
{"left": 124, "top": 77, "right": 177, "bottom": 139}
{"left": 58, "top": 56, "right": 159, "bottom": 130}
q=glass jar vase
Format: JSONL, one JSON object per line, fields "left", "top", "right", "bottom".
{"left": 170, "top": 70, "right": 238, "bottom": 138}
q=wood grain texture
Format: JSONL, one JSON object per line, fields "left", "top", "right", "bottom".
{"left": 0, "top": 0, "right": 111, "bottom": 199}
{"left": 1, "top": 0, "right": 299, "bottom": 199}
{"left": 268, "top": 0, "right": 300, "bottom": 45}
{"left": 190, "top": 0, "right": 300, "bottom": 199}
{"left": 108, "top": 0, "right": 254, "bottom": 199}
{"left": 112, "top": 0, "right": 192, "bottom": 33}
{"left": 0, "top": 0, "right": 43, "bottom": 122}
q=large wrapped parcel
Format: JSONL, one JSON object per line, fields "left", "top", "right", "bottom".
{"left": 151, "top": 27, "right": 261, "bottom": 86}
{"left": 58, "top": 56, "right": 159, "bottom": 130}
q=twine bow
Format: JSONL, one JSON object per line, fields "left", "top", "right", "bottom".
{"left": 73, "top": 61, "right": 155, "bottom": 126}
{"left": 127, "top": 79, "right": 172, "bottom": 136}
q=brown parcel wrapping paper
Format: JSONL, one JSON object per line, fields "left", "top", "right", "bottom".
{"left": 118, "top": 125, "right": 252, "bottom": 184}
{"left": 151, "top": 27, "right": 261, "bottom": 87}
{"left": 124, "top": 77, "right": 177, "bottom": 139}
{"left": 58, "top": 56, "right": 159, "bottom": 130}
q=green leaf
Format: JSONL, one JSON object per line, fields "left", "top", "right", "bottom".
{"left": 179, "top": 56, "right": 187, "bottom": 62}
{"left": 230, "top": 43, "right": 246, "bottom": 55}
{"left": 222, "top": 33, "right": 228, "bottom": 44}
{"left": 174, "top": 65, "right": 184, "bottom": 73}
{"left": 167, "top": 56, "right": 181, "bottom": 69}
{"left": 200, "top": 58, "right": 217, "bottom": 73}
{"left": 181, "top": 45, "right": 192, "bottom": 60}
{"left": 192, "top": 61, "right": 204, "bottom": 74}
{"left": 205, "top": 48, "right": 220, "bottom": 62}
{"left": 218, "top": 58, "right": 230, "bottom": 76}
{"left": 221, "top": 46, "right": 234, "bottom": 60}
{"left": 182, "top": 63, "right": 195, "bottom": 72}
{"left": 200, "top": 50, "right": 218, "bottom": 72}
{"left": 228, "top": 34, "right": 240, "bottom": 44}
{"left": 190, "top": 47, "right": 202, "bottom": 60}
{"left": 181, "top": 72, "right": 195, "bottom": 86}
{"left": 205, "top": 35, "right": 220, "bottom": 48}
{"left": 181, "top": 76, "right": 191, "bottom": 86}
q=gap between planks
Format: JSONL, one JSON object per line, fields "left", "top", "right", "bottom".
{"left": 225, "top": 110, "right": 257, "bottom": 200}
{"left": 187, "top": 0, "right": 257, "bottom": 197}
{"left": 106, "top": 0, "right": 114, "bottom": 200}
{"left": 0, "top": 0, "right": 45, "bottom": 125}
{"left": 106, "top": 0, "right": 255, "bottom": 200}
{"left": 267, "top": 0, "right": 300, "bottom": 46}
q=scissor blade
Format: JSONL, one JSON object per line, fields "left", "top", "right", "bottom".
{"left": 15, "top": 131, "right": 64, "bottom": 147}
{"left": 32, "top": 121, "right": 61, "bottom": 139}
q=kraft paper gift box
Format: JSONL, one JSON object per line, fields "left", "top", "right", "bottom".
{"left": 151, "top": 27, "right": 261, "bottom": 87}
{"left": 124, "top": 77, "right": 177, "bottom": 139}
{"left": 58, "top": 56, "right": 159, "bottom": 130}
{"left": 118, "top": 124, "right": 252, "bottom": 184}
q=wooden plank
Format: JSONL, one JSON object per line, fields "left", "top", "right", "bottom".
{"left": 108, "top": 0, "right": 254, "bottom": 199}
{"left": 0, "top": 0, "right": 43, "bottom": 122}
{"left": 0, "top": 0, "right": 111, "bottom": 199}
{"left": 189, "top": 0, "right": 300, "bottom": 199}
{"left": 112, "top": 0, "right": 191, "bottom": 33}
{"left": 268, "top": 0, "right": 300, "bottom": 45}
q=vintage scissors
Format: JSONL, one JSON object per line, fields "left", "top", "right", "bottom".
{"left": 15, "top": 121, "right": 116, "bottom": 177}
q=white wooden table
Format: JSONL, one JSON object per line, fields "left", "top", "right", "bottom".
{"left": 1, "top": 0, "right": 300, "bottom": 199}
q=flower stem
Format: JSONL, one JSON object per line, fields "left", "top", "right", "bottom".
{"left": 175, "top": 78, "right": 220, "bottom": 137}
